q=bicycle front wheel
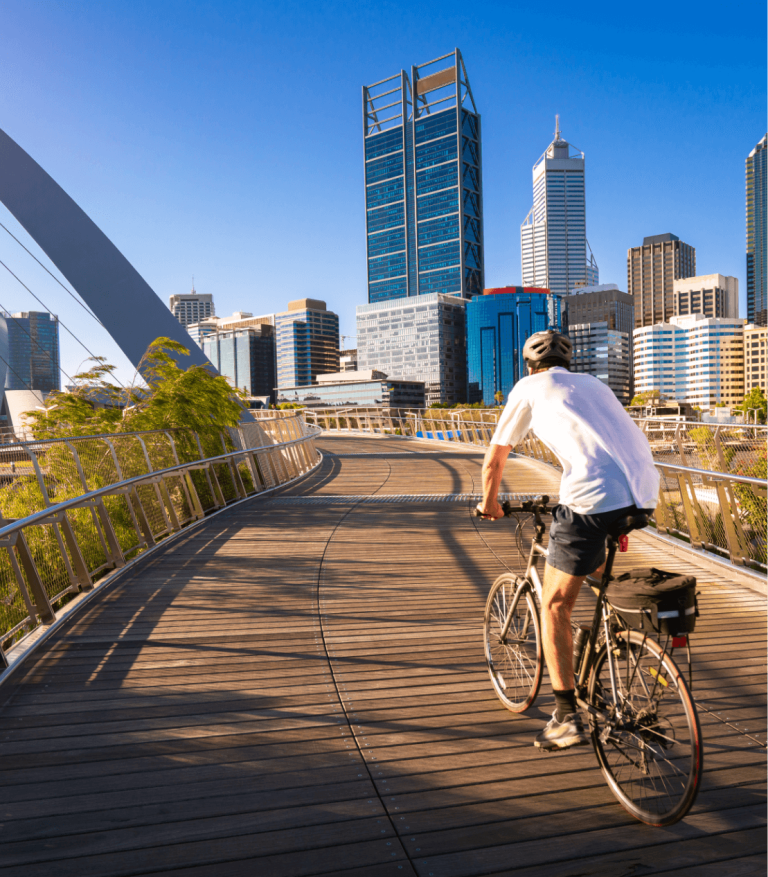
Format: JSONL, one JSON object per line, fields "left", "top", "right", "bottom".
{"left": 588, "top": 630, "right": 703, "bottom": 826}
{"left": 483, "top": 574, "right": 543, "bottom": 712}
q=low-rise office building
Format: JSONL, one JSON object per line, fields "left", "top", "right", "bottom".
{"left": 633, "top": 314, "right": 745, "bottom": 408}
{"left": 356, "top": 293, "right": 467, "bottom": 405}
{"left": 276, "top": 370, "right": 425, "bottom": 408}
{"left": 188, "top": 312, "right": 275, "bottom": 347}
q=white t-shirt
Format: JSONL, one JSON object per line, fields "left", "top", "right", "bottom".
{"left": 491, "top": 368, "right": 660, "bottom": 514}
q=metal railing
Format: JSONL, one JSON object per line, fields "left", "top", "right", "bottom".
{"left": 0, "top": 414, "right": 321, "bottom": 662}
{"left": 634, "top": 418, "right": 767, "bottom": 474}
{"left": 301, "top": 406, "right": 767, "bottom": 573}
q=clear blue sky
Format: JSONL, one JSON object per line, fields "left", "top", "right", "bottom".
{"left": 0, "top": 0, "right": 764, "bottom": 384}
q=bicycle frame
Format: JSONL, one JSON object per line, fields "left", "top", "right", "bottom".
{"left": 499, "top": 502, "right": 624, "bottom": 709}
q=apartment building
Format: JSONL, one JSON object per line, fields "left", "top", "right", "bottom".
{"left": 744, "top": 323, "right": 767, "bottom": 392}
{"left": 633, "top": 314, "right": 745, "bottom": 408}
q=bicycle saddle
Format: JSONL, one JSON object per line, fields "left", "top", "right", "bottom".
{"left": 610, "top": 513, "right": 649, "bottom": 536}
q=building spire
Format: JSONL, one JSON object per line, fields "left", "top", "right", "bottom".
{"left": 554, "top": 114, "right": 561, "bottom": 142}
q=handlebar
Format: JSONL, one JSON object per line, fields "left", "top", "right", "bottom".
{"left": 474, "top": 495, "right": 551, "bottom": 519}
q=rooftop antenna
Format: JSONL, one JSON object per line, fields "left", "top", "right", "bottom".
{"left": 554, "top": 114, "right": 561, "bottom": 141}
{"left": 191, "top": 274, "right": 195, "bottom": 294}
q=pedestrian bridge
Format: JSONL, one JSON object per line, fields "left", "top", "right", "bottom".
{"left": 0, "top": 429, "right": 765, "bottom": 876}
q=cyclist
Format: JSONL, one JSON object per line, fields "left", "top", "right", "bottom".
{"left": 476, "top": 329, "right": 660, "bottom": 750}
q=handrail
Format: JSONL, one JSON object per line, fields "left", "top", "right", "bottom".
{"left": 0, "top": 434, "right": 316, "bottom": 543}
{"left": 653, "top": 462, "right": 767, "bottom": 487}
{"left": 304, "top": 406, "right": 767, "bottom": 574}
{"left": 0, "top": 418, "right": 322, "bottom": 663}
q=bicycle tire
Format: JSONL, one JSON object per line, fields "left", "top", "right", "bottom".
{"left": 483, "top": 573, "right": 543, "bottom": 712}
{"left": 588, "top": 629, "right": 703, "bottom": 826}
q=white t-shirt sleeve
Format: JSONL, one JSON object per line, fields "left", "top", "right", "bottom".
{"left": 490, "top": 387, "right": 533, "bottom": 447}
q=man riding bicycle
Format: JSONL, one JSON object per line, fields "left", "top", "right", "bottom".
{"left": 476, "top": 329, "right": 660, "bottom": 751}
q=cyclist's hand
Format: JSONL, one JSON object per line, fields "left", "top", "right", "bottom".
{"left": 475, "top": 501, "right": 504, "bottom": 520}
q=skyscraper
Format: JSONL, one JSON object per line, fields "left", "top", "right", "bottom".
{"left": 2, "top": 311, "right": 60, "bottom": 394}
{"left": 275, "top": 299, "right": 339, "bottom": 388}
{"left": 363, "top": 49, "right": 484, "bottom": 303}
{"left": 169, "top": 289, "right": 215, "bottom": 327}
{"left": 627, "top": 233, "right": 696, "bottom": 327}
{"left": 746, "top": 134, "right": 767, "bottom": 326}
{"left": 521, "top": 118, "right": 598, "bottom": 297}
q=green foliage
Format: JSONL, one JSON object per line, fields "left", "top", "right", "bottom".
{"left": 688, "top": 426, "right": 735, "bottom": 470}
{"left": 630, "top": 389, "right": 665, "bottom": 407}
{"left": 736, "top": 386, "right": 767, "bottom": 424}
{"left": 277, "top": 403, "right": 305, "bottom": 410}
{"left": 25, "top": 338, "right": 246, "bottom": 456}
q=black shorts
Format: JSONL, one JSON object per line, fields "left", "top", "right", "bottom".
{"left": 547, "top": 503, "right": 652, "bottom": 577}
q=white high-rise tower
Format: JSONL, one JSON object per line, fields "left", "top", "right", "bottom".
{"left": 521, "top": 117, "right": 598, "bottom": 296}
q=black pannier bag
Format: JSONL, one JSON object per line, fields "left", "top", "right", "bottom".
{"left": 606, "top": 567, "right": 698, "bottom": 636}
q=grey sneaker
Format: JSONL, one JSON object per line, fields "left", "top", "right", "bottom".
{"left": 534, "top": 711, "right": 589, "bottom": 751}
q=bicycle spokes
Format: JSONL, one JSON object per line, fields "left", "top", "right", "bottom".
{"left": 589, "top": 631, "right": 702, "bottom": 826}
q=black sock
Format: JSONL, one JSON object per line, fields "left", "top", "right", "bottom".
{"left": 553, "top": 689, "right": 577, "bottom": 722}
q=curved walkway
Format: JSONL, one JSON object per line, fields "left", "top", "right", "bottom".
{"left": 0, "top": 436, "right": 765, "bottom": 877}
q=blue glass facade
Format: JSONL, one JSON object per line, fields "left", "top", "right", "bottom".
{"left": 466, "top": 290, "right": 563, "bottom": 405}
{"left": 363, "top": 51, "right": 483, "bottom": 304}
{"left": 202, "top": 325, "right": 276, "bottom": 401}
{"left": 4, "top": 311, "right": 60, "bottom": 394}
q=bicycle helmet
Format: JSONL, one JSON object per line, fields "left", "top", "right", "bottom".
{"left": 522, "top": 329, "right": 573, "bottom": 367}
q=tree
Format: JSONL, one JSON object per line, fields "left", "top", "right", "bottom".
{"left": 494, "top": 390, "right": 505, "bottom": 406}
{"left": 25, "top": 338, "right": 247, "bottom": 455}
{"left": 630, "top": 389, "right": 665, "bottom": 407}
{"left": 736, "top": 387, "right": 767, "bottom": 424}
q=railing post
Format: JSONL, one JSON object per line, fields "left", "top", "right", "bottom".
{"left": 14, "top": 531, "right": 55, "bottom": 623}
{"left": 676, "top": 472, "right": 702, "bottom": 549}
{"left": 710, "top": 476, "right": 748, "bottom": 565}
{"left": 59, "top": 514, "right": 94, "bottom": 590}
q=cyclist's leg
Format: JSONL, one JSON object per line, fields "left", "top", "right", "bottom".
{"left": 540, "top": 563, "right": 584, "bottom": 690}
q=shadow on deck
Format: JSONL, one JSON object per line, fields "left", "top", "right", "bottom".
{"left": 0, "top": 435, "right": 765, "bottom": 877}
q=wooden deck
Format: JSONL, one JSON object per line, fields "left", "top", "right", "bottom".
{"left": 0, "top": 435, "right": 765, "bottom": 877}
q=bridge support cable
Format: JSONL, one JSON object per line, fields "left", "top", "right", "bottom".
{"left": 0, "top": 256, "right": 126, "bottom": 388}
{"left": 0, "top": 219, "right": 104, "bottom": 325}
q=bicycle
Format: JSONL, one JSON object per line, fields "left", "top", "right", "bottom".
{"left": 480, "top": 496, "right": 703, "bottom": 827}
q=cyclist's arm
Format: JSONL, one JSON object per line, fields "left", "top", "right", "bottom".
{"left": 476, "top": 388, "right": 533, "bottom": 520}
{"left": 477, "top": 444, "right": 510, "bottom": 519}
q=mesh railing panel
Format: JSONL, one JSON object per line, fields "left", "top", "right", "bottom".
{"left": 110, "top": 435, "right": 153, "bottom": 478}
{"left": 0, "top": 549, "right": 32, "bottom": 644}
{"left": 0, "top": 425, "right": 322, "bottom": 654}
{"left": 135, "top": 485, "right": 172, "bottom": 539}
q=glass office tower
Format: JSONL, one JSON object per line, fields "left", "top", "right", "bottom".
{"left": 746, "top": 134, "right": 767, "bottom": 326}
{"left": 466, "top": 288, "right": 563, "bottom": 406}
{"left": 3, "top": 311, "right": 60, "bottom": 394}
{"left": 202, "top": 324, "right": 276, "bottom": 402}
{"left": 521, "top": 118, "right": 598, "bottom": 297}
{"left": 275, "top": 299, "right": 340, "bottom": 388}
{"left": 363, "top": 49, "right": 484, "bottom": 304}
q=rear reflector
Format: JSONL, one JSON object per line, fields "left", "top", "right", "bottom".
{"left": 672, "top": 636, "right": 688, "bottom": 648}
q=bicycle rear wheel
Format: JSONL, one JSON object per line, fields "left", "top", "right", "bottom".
{"left": 483, "top": 574, "right": 543, "bottom": 712}
{"left": 588, "top": 629, "right": 703, "bottom": 826}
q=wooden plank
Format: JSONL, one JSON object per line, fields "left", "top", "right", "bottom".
{"left": 0, "top": 434, "right": 763, "bottom": 876}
